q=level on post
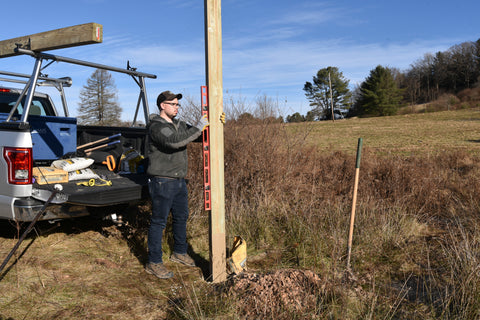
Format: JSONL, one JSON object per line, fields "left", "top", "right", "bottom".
{"left": 201, "top": 86, "right": 212, "bottom": 211}
{"left": 0, "top": 22, "right": 103, "bottom": 58}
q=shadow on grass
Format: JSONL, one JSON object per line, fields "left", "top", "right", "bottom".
{"left": 0, "top": 237, "right": 36, "bottom": 282}
{"left": 0, "top": 216, "right": 99, "bottom": 281}
{"left": 0, "top": 201, "right": 212, "bottom": 282}
{"left": 113, "top": 202, "right": 211, "bottom": 280}
{"left": 0, "top": 205, "right": 141, "bottom": 281}
{"left": 187, "top": 243, "right": 210, "bottom": 280}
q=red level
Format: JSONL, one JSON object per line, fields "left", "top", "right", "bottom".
{"left": 201, "top": 86, "right": 211, "bottom": 211}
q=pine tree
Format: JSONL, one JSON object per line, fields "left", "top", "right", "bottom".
{"left": 77, "top": 69, "right": 122, "bottom": 125}
{"left": 357, "top": 65, "right": 404, "bottom": 116}
{"left": 303, "top": 66, "right": 351, "bottom": 120}
{"left": 286, "top": 112, "right": 305, "bottom": 123}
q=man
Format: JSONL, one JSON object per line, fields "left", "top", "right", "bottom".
{"left": 145, "top": 90, "right": 209, "bottom": 279}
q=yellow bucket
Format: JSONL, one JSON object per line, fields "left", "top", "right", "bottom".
{"left": 227, "top": 236, "right": 247, "bottom": 274}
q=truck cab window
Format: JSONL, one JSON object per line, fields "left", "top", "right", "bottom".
{"left": 0, "top": 94, "right": 53, "bottom": 116}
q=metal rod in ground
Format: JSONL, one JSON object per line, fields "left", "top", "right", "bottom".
{"left": 0, "top": 185, "right": 62, "bottom": 274}
{"left": 347, "top": 138, "right": 363, "bottom": 270}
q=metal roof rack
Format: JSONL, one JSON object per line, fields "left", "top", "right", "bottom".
{"left": 4, "top": 47, "right": 156, "bottom": 126}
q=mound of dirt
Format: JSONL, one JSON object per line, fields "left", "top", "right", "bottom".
{"left": 227, "top": 269, "right": 323, "bottom": 319}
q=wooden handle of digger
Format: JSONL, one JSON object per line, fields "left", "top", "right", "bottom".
{"left": 77, "top": 133, "right": 121, "bottom": 150}
{"left": 347, "top": 138, "right": 363, "bottom": 270}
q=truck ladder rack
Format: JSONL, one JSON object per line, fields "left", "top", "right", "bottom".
{"left": 9, "top": 48, "right": 156, "bottom": 125}
{"left": 0, "top": 70, "right": 72, "bottom": 116}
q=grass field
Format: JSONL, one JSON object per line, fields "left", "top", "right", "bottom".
{"left": 298, "top": 108, "right": 480, "bottom": 155}
{"left": 1, "top": 108, "right": 480, "bottom": 319}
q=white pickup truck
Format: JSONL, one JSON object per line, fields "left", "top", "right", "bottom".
{"left": 0, "top": 48, "right": 156, "bottom": 222}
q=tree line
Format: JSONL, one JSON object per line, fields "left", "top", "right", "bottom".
{"left": 77, "top": 38, "right": 479, "bottom": 125}
{"left": 287, "top": 38, "right": 480, "bottom": 122}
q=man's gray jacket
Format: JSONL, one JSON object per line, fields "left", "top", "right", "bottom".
{"left": 146, "top": 115, "right": 202, "bottom": 178}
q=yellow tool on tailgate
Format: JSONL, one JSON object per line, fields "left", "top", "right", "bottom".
{"left": 76, "top": 178, "right": 112, "bottom": 187}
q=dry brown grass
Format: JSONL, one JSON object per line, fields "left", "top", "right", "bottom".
{"left": 3, "top": 107, "right": 480, "bottom": 319}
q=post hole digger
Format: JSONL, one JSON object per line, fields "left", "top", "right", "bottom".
{"left": 345, "top": 138, "right": 363, "bottom": 280}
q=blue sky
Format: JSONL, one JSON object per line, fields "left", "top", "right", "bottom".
{"left": 1, "top": 0, "right": 479, "bottom": 121}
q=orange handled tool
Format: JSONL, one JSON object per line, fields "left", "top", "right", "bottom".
{"left": 102, "top": 155, "right": 116, "bottom": 171}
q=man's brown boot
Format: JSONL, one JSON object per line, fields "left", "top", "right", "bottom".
{"left": 145, "top": 262, "right": 174, "bottom": 279}
{"left": 170, "top": 252, "right": 195, "bottom": 267}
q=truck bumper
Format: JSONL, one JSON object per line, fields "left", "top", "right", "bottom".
{"left": 0, "top": 196, "right": 89, "bottom": 221}
{"left": 13, "top": 197, "right": 91, "bottom": 221}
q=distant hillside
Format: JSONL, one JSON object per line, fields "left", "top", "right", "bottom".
{"left": 399, "top": 86, "right": 480, "bottom": 115}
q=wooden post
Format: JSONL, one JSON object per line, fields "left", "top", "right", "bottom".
{"left": 205, "top": 0, "right": 227, "bottom": 282}
{"left": 0, "top": 23, "right": 102, "bottom": 58}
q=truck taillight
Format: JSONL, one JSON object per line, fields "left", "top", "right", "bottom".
{"left": 3, "top": 147, "right": 33, "bottom": 185}
{"left": 0, "top": 88, "right": 11, "bottom": 93}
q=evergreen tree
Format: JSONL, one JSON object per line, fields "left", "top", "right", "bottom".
{"left": 303, "top": 66, "right": 351, "bottom": 120}
{"left": 77, "top": 69, "right": 122, "bottom": 125}
{"left": 357, "top": 65, "right": 404, "bottom": 116}
{"left": 286, "top": 112, "right": 305, "bottom": 123}
{"left": 305, "top": 111, "right": 315, "bottom": 122}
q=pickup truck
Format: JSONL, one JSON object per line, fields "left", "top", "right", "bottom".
{"left": 0, "top": 48, "right": 156, "bottom": 222}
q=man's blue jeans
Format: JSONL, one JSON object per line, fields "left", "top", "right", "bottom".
{"left": 148, "top": 177, "right": 189, "bottom": 264}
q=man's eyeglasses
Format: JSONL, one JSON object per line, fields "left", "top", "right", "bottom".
{"left": 164, "top": 102, "right": 181, "bottom": 108}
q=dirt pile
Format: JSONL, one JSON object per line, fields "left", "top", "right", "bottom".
{"left": 227, "top": 269, "right": 323, "bottom": 319}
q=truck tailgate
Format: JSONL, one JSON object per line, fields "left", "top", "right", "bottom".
{"left": 34, "top": 168, "right": 149, "bottom": 206}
